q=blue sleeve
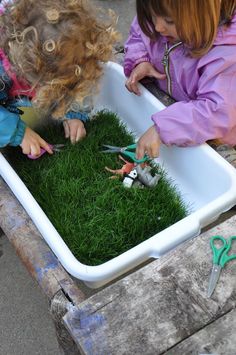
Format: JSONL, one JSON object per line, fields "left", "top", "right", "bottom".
{"left": 65, "top": 110, "right": 89, "bottom": 123}
{"left": 0, "top": 106, "right": 26, "bottom": 147}
{"left": 13, "top": 97, "right": 33, "bottom": 107}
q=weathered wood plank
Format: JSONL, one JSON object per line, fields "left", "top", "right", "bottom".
{"left": 0, "top": 177, "right": 87, "bottom": 353}
{"left": 0, "top": 229, "right": 3, "bottom": 258}
{"left": 63, "top": 215, "right": 236, "bottom": 355}
{"left": 166, "top": 308, "right": 236, "bottom": 355}
{"left": 0, "top": 177, "right": 85, "bottom": 304}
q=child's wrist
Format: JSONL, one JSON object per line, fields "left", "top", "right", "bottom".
{"left": 124, "top": 57, "right": 151, "bottom": 77}
{"left": 134, "top": 57, "right": 151, "bottom": 67}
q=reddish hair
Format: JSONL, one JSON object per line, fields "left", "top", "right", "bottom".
{"left": 136, "top": 0, "right": 236, "bottom": 57}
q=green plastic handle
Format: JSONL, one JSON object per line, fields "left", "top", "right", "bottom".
{"left": 123, "top": 151, "right": 147, "bottom": 164}
{"left": 127, "top": 144, "right": 137, "bottom": 150}
{"left": 219, "top": 235, "right": 236, "bottom": 267}
{"left": 210, "top": 235, "right": 227, "bottom": 265}
{"left": 123, "top": 144, "right": 149, "bottom": 164}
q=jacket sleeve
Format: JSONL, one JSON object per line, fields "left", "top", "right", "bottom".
{"left": 124, "top": 16, "right": 151, "bottom": 77}
{"left": 0, "top": 106, "right": 26, "bottom": 147}
{"left": 65, "top": 110, "right": 89, "bottom": 123}
{"left": 152, "top": 53, "right": 236, "bottom": 146}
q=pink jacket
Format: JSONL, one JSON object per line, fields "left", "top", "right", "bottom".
{"left": 0, "top": 49, "right": 34, "bottom": 98}
{"left": 124, "top": 14, "right": 236, "bottom": 146}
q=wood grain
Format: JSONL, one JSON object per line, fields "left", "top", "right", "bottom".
{"left": 64, "top": 215, "right": 236, "bottom": 355}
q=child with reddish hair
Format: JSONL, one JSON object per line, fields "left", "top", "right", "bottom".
{"left": 0, "top": 0, "right": 118, "bottom": 157}
{"left": 124, "top": 0, "right": 236, "bottom": 164}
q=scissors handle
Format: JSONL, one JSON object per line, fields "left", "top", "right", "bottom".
{"left": 210, "top": 235, "right": 227, "bottom": 265}
{"left": 220, "top": 235, "right": 236, "bottom": 267}
{"left": 126, "top": 143, "right": 137, "bottom": 150}
{"left": 102, "top": 143, "right": 149, "bottom": 163}
{"left": 124, "top": 144, "right": 149, "bottom": 164}
{"left": 122, "top": 151, "right": 147, "bottom": 164}
{"left": 27, "top": 144, "right": 53, "bottom": 160}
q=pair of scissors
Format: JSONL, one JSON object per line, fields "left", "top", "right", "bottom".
{"left": 101, "top": 143, "right": 149, "bottom": 164}
{"left": 27, "top": 144, "right": 65, "bottom": 160}
{"left": 207, "top": 235, "right": 236, "bottom": 298}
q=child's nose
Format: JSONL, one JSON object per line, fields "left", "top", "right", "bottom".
{"left": 154, "top": 17, "right": 166, "bottom": 33}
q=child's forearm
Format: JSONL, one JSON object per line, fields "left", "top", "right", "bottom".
{"left": 0, "top": 106, "right": 26, "bottom": 147}
{"left": 124, "top": 16, "right": 151, "bottom": 77}
{"left": 152, "top": 98, "right": 235, "bottom": 147}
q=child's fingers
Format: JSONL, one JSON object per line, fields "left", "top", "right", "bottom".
{"left": 76, "top": 125, "right": 86, "bottom": 142}
{"left": 136, "top": 126, "right": 160, "bottom": 160}
{"left": 29, "top": 146, "right": 41, "bottom": 157}
{"left": 136, "top": 144, "right": 158, "bottom": 160}
{"left": 131, "top": 81, "right": 141, "bottom": 95}
{"left": 136, "top": 143, "right": 146, "bottom": 161}
{"left": 20, "top": 144, "right": 31, "bottom": 155}
{"left": 40, "top": 140, "right": 53, "bottom": 154}
{"left": 68, "top": 123, "right": 77, "bottom": 144}
{"left": 63, "top": 120, "right": 70, "bottom": 139}
{"left": 65, "top": 119, "right": 86, "bottom": 143}
{"left": 148, "top": 144, "right": 159, "bottom": 158}
{"left": 149, "top": 67, "right": 166, "bottom": 80}
{"left": 125, "top": 78, "right": 141, "bottom": 95}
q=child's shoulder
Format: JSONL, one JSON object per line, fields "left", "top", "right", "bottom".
{"left": 214, "top": 13, "right": 236, "bottom": 46}
{"left": 198, "top": 16, "right": 236, "bottom": 66}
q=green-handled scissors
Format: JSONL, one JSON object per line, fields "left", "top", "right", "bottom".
{"left": 101, "top": 143, "right": 149, "bottom": 164}
{"left": 207, "top": 235, "right": 236, "bottom": 298}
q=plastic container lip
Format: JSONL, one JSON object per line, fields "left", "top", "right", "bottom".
{"left": 1, "top": 61, "right": 236, "bottom": 288}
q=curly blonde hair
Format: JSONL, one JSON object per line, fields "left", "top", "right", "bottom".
{"left": 0, "top": 0, "right": 119, "bottom": 118}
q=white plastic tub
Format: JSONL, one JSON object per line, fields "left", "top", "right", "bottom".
{"left": 1, "top": 62, "right": 236, "bottom": 288}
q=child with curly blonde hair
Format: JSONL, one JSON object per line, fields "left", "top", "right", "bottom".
{"left": 124, "top": 0, "right": 236, "bottom": 163}
{"left": 0, "top": 0, "right": 118, "bottom": 157}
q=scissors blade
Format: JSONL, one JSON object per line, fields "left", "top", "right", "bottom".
{"left": 53, "top": 144, "right": 65, "bottom": 148}
{"left": 207, "top": 264, "right": 222, "bottom": 298}
{"left": 101, "top": 145, "right": 121, "bottom": 153}
{"left": 52, "top": 144, "right": 65, "bottom": 152}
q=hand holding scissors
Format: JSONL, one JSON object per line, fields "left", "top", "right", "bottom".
{"left": 101, "top": 143, "right": 149, "bottom": 164}
{"left": 207, "top": 235, "right": 236, "bottom": 298}
{"left": 27, "top": 144, "right": 65, "bottom": 160}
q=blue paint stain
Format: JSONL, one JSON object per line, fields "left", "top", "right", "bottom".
{"left": 34, "top": 251, "right": 59, "bottom": 283}
{"left": 72, "top": 306, "right": 111, "bottom": 355}
{"left": 71, "top": 306, "right": 105, "bottom": 330}
{"left": 80, "top": 312, "right": 104, "bottom": 329}
{"left": 83, "top": 338, "right": 96, "bottom": 355}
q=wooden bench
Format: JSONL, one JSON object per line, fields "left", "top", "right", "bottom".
{"left": 64, "top": 214, "right": 236, "bottom": 355}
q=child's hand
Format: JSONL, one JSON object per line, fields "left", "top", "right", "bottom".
{"left": 136, "top": 125, "right": 161, "bottom": 160}
{"left": 63, "top": 119, "right": 86, "bottom": 144}
{"left": 125, "top": 62, "right": 166, "bottom": 95}
{"left": 20, "top": 127, "right": 53, "bottom": 157}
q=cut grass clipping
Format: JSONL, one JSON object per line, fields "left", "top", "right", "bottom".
{"left": 7, "top": 111, "right": 188, "bottom": 265}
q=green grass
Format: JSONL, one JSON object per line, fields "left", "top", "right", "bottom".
{"left": 6, "top": 111, "right": 188, "bottom": 265}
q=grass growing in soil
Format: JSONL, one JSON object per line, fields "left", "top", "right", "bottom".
{"left": 7, "top": 111, "right": 188, "bottom": 265}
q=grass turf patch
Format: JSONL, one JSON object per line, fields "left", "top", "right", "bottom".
{"left": 6, "top": 110, "right": 188, "bottom": 265}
